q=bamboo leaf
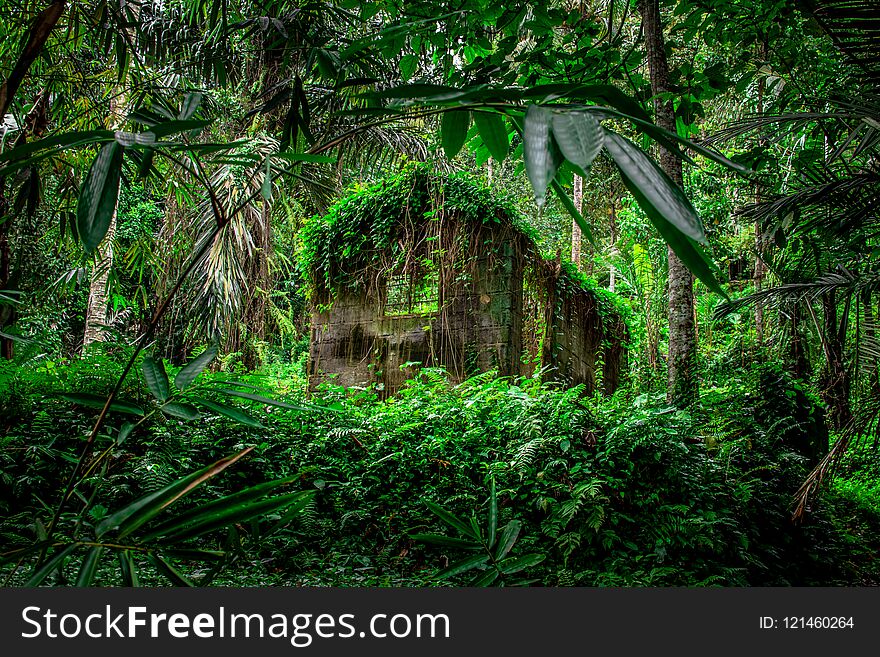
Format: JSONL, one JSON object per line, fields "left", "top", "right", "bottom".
{"left": 424, "top": 500, "right": 479, "bottom": 539}
{"left": 603, "top": 130, "right": 705, "bottom": 243}
{"left": 196, "top": 398, "right": 265, "bottom": 429}
{"left": 494, "top": 520, "right": 521, "bottom": 561}
{"left": 409, "top": 534, "right": 482, "bottom": 549}
{"left": 218, "top": 389, "right": 311, "bottom": 411}
{"left": 603, "top": 130, "right": 728, "bottom": 299}
{"left": 433, "top": 554, "right": 489, "bottom": 579}
{"left": 498, "top": 553, "right": 546, "bottom": 574}
{"left": 141, "top": 477, "right": 304, "bottom": 541}
{"left": 59, "top": 393, "right": 144, "bottom": 416}
{"left": 96, "top": 448, "right": 253, "bottom": 539}
{"left": 552, "top": 111, "right": 603, "bottom": 176}
{"left": 149, "top": 554, "right": 194, "bottom": 586}
{"left": 471, "top": 569, "right": 499, "bottom": 587}
{"left": 152, "top": 491, "right": 312, "bottom": 543}
{"left": 75, "top": 546, "right": 104, "bottom": 587}
{"left": 77, "top": 141, "right": 123, "bottom": 255}
{"left": 523, "top": 105, "right": 559, "bottom": 206}
{"left": 119, "top": 550, "right": 139, "bottom": 587}
{"left": 25, "top": 544, "right": 79, "bottom": 586}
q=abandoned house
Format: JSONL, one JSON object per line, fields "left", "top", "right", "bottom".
{"left": 302, "top": 166, "right": 628, "bottom": 397}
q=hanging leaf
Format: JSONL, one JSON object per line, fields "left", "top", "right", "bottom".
{"left": 552, "top": 111, "right": 603, "bottom": 177}
{"left": 142, "top": 356, "right": 170, "bottom": 402}
{"left": 77, "top": 141, "right": 123, "bottom": 255}
{"left": 603, "top": 131, "right": 727, "bottom": 299}
{"left": 602, "top": 130, "right": 706, "bottom": 243}
{"left": 523, "top": 105, "right": 559, "bottom": 206}
{"left": 441, "top": 110, "right": 470, "bottom": 159}
{"left": 473, "top": 111, "right": 509, "bottom": 161}
{"left": 174, "top": 343, "right": 218, "bottom": 391}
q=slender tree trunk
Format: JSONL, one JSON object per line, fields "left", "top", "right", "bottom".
{"left": 571, "top": 174, "right": 583, "bottom": 268}
{"left": 608, "top": 201, "right": 618, "bottom": 293}
{"left": 754, "top": 42, "right": 767, "bottom": 347}
{"left": 639, "top": 0, "right": 698, "bottom": 405}
{"left": 819, "top": 290, "right": 851, "bottom": 430}
{"left": 83, "top": 1, "right": 133, "bottom": 349}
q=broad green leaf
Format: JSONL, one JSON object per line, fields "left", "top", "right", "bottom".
{"left": 473, "top": 111, "right": 509, "bottom": 161}
{"left": 409, "top": 534, "right": 482, "bottom": 550}
{"left": 75, "top": 546, "right": 104, "bottom": 587}
{"left": 425, "top": 500, "right": 479, "bottom": 539}
{"left": 149, "top": 554, "right": 194, "bottom": 587}
{"left": 59, "top": 393, "right": 144, "bottom": 416}
{"left": 160, "top": 402, "right": 201, "bottom": 421}
{"left": 142, "top": 355, "right": 170, "bottom": 402}
{"left": 603, "top": 131, "right": 727, "bottom": 299}
{"left": 494, "top": 520, "right": 521, "bottom": 561}
{"left": 196, "top": 398, "right": 265, "bottom": 429}
{"left": 77, "top": 141, "right": 123, "bottom": 255}
{"left": 433, "top": 554, "right": 489, "bottom": 580}
{"left": 25, "top": 544, "right": 80, "bottom": 586}
{"left": 552, "top": 111, "right": 603, "bottom": 177}
{"left": 602, "top": 130, "right": 705, "bottom": 243}
{"left": 441, "top": 110, "right": 470, "bottom": 159}
{"left": 471, "top": 569, "right": 499, "bottom": 587}
{"left": 141, "top": 476, "right": 303, "bottom": 540}
{"left": 498, "top": 553, "right": 546, "bottom": 574}
{"left": 523, "top": 105, "right": 559, "bottom": 206}
{"left": 96, "top": 448, "right": 252, "bottom": 539}
{"left": 174, "top": 343, "right": 218, "bottom": 390}
{"left": 487, "top": 477, "right": 498, "bottom": 549}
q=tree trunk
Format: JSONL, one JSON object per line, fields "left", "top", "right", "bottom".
{"left": 571, "top": 173, "right": 582, "bottom": 268}
{"left": 754, "top": 42, "right": 767, "bottom": 347}
{"left": 819, "top": 290, "right": 851, "bottom": 430}
{"left": 639, "top": 0, "right": 698, "bottom": 406}
{"left": 83, "top": 1, "right": 133, "bottom": 349}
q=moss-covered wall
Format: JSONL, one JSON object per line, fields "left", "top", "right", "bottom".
{"left": 302, "top": 165, "right": 628, "bottom": 397}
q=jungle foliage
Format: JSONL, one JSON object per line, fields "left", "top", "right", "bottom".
{"left": 1, "top": 0, "right": 880, "bottom": 586}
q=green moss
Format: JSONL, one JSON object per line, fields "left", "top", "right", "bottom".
{"left": 299, "top": 163, "right": 631, "bottom": 339}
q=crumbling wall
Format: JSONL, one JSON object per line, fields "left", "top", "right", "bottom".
{"left": 308, "top": 219, "right": 525, "bottom": 396}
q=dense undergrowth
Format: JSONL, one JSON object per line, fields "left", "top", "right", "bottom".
{"left": 1, "top": 351, "right": 878, "bottom": 586}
